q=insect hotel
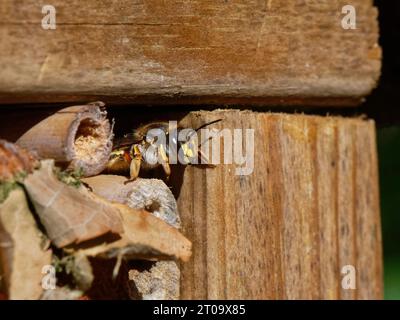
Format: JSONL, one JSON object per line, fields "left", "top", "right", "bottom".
{"left": 0, "top": 1, "right": 382, "bottom": 299}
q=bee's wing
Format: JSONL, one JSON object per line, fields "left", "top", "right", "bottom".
{"left": 114, "top": 122, "right": 179, "bottom": 149}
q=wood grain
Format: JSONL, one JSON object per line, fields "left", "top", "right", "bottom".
{"left": 0, "top": 0, "right": 380, "bottom": 106}
{"left": 175, "top": 110, "right": 382, "bottom": 299}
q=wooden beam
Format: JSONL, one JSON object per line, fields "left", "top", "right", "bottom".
{"left": 174, "top": 110, "right": 382, "bottom": 299}
{"left": 0, "top": 1, "right": 380, "bottom": 106}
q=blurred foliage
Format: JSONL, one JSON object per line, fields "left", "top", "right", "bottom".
{"left": 378, "top": 126, "right": 400, "bottom": 299}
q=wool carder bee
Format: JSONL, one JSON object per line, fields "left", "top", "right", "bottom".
{"left": 106, "top": 119, "right": 222, "bottom": 181}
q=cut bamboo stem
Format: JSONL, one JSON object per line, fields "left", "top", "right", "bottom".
{"left": 17, "top": 102, "right": 113, "bottom": 177}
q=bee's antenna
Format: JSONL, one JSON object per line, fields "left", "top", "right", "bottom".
{"left": 198, "top": 136, "right": 213, "bottom": 148}
{"left": 186, "top": 118, "right": 223, "bottom": 143}
{"left": 194, "top": 119, "right": 223, "bottom": 132}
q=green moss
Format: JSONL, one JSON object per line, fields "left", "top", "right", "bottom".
{"left": 0, "top": 170, "right": 28, "bottom": 204}
{"left": 52, "top": 255, "right": 75, "bottom": 274}
{"left": 55, "top": 167, "right": 84, "bottom": 189}
{"left": 14, "top": 171, "right": 27, "bottom": 182}
{"left": 0, "top": 181, "right": 18, "bottom": 204}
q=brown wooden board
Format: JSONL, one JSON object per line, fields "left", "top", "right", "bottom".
{"left": 0, "top": 1, "right": 380, "bottom": 106}
{"left": 172, "top": 110, "right": 382, "bottom": 299}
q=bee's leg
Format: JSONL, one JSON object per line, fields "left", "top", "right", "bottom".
{"left": 81, "top": 181, "right": 93, "bottom": 192}
{"left": 159, "top": 144, "right": 171, "bottom": 180}
{"left": 161, "top": 161, "right": 171, "bottom": 180}
{"left": 124, "top": 158, "right": 141, "bottom": 184}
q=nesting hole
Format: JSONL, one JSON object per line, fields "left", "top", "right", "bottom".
{"left": 74, "top": 118, "right": 108, "bottom": 163}
{"left": 145, "top": 200, "right": 161, "bottom": 213}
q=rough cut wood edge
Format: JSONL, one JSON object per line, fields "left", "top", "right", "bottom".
{"left": 16, "top": 102, "right": 113, "bottom": 177}
{"left": 0, "top": 0, "right": 380, "bottom": 106}
{"left": 175, "top": 110, "right": 382, "bottom": 299}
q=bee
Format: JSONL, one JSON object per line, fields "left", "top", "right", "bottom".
{"left": 106, "top": 119, "right": 222, "bottom": 181}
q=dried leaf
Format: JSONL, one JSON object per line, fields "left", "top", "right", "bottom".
{"left": 75, "top": 204, "right": 191, "bottom": 262}
{"left": 24, "top": 161, "right": 191, "bottom": 262}
{"left": 23, "top": 160, "right": 123, "bottom": 248}
{"left": 0, "top": 187, "right": 52, "bottom": 300}
{"left": 0, "top": 139, "right": 37, "bottom": 182}
{"left": 82, "top": 175, "right": 130, "bottom": 203}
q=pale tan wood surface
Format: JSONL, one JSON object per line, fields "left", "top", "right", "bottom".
{"left": 0, "top": 1, "right": 380, "bottom": 106}
{"left": 175, "top": 110, "right": 382, "bottom": 299}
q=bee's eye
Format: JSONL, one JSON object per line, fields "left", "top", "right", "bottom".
{"left": 110, "top": 153, "right": 121, "bottom": 160}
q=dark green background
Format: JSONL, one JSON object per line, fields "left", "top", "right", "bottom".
{"left": 368, "top": 1, "right": 400, "bottom": 300}
{"left": 379, "top": 127, "right": 400, "bottom": 299}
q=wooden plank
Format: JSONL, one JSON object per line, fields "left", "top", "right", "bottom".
{"left": 174, "top": 110, "right": 382, "bottom": 299}
{"left": 354, "top": 122, "right": 383, "bottom": 299}
{"left": 0, "top": 0, "right": 380, "bottom": 106}
{"left": 337, "top": 121, "right": 357, "bottom": 300}
{"left": 316, "top": 119, "right": 340, "bottom": 299}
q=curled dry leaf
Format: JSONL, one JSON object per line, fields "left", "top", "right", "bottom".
{"left": 0, "top": 139, "right": 37, "bottom": 182}
{"left": 23, "top": 160, "right": 123, "bottom": 248}
{"left": 0, "top": 187, "right": 52, "bottom": 300}
{"left": 17, "top": 102, "right": 113, "bottom": 177}
{"left": 76, "top": 175, "right": 192, "bottom": 262}
{"left": 24, "top": 161, "right": 191, "bottom": 263}
{"left": 76, "top": 204, "right": 191, "bottom": 262}
{"left": 82, "top": 175, "right": 130, "bottom": 203}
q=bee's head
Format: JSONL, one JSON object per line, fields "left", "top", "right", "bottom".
{"left": 106, "top": 149, "right": 131, "bottom": 173}
{"left": 110, "top": 149, "right": 127, "bottom": 160}
{"left": 179, "top": 118, "right": 222, "bottom": 165}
